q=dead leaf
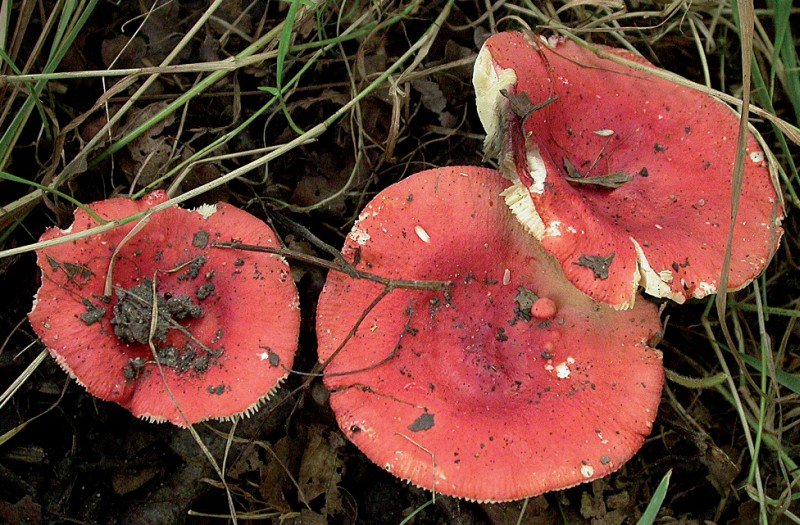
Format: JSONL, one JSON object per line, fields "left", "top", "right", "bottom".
{"left": 412, "top": 79, "right": 456, "bottom": 128}
{"left": 581, "top": 480, "right": 607, "bottom": 519}
{"left": 226, "top": 442, "right": 263, "bottom": 480}
{"left": 696, "top": 435, "right": 739, "bottom": 494}
{"left": 211, "top": 0, "right": 254, "bottom": 36}
{"left": 565, "top": 172, "right": 633, "bottom": 189}
{"left": 111, "top": 465, "right": 163, "bottom": 495}
{"left": 0, "top": 496, "right": 42, "bottom": 525}
{"left": 259, "top": 436, "right": 299, "bottom": 514}
{"left": 117, "top": 102, "right": 176, "bottom": 186}
{"left": 101, "top": 34, "right": 146, "bottom": 69}
{"left": 297, "top": 425, "right": 346, "bottom": 516}
{"left": 482, "top": 496, "right": 553, "bottom": 524}
{"left": 140, "top": 1, "right": 184, "bottom": 64}
{"left": 564, "top": 157, "right": 633, "bottom": 189}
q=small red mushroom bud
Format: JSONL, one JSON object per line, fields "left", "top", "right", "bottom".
{"left": 530, "top": 297, "right": 557, "bottom": 320}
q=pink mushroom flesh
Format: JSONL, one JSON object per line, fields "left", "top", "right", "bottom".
{"left": 316, "top": 166, "right": 664, "bottom": 502}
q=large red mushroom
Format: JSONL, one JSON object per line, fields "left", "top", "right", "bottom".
{"left": 316, "top": 166, "right": 664, "bottom": 502}
{"left": 473, "top": 31, "right": 783, "bottom": 309}
{"left": 28, "top": 191, "right": 300, "bottom": 426}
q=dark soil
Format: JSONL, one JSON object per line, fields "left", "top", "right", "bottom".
{"left": 1, "top": 1, "right": 798, "bottom": 524}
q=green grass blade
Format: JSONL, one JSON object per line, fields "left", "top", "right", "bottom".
{"left": 737, "top": 352, "right": 800, "bottom": 395}
{"left": 637, "top": 470, "right": 672, "bottom": 525}
{"left": 770, "top": 0, "right": 800, "bottom": 122}
{"left": 0, "top": 47, "right": 23, "bottom": 75}
{"left": 0, "top": 170, "right": 107, "bottom": 224}
{"left": 274, "top": 0, "right": 307, "bottom": 135}
{"left": 399, "top": 499, "right": 433, "bottom": 525}
{"left": 0, "top": 0, "right": 99, "bottom": 167}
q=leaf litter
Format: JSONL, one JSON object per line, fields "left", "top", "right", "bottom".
{"left": 1, "top": 0, "right": 798, "bottom": 524}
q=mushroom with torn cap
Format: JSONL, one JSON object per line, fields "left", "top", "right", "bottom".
{"left": 473, "top": 31, "right": 783, "bottom": 309}
{"left": 28, "top": 191, "right": 300, "bottom": 427}
{"left": 316, "top": 166, "right": 664, "bottom": 502}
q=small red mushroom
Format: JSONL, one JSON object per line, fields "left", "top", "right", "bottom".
{"left": 316, "top": 166, "right": 664, "bottom": 502}
{"left": 530, "top": 296, "right": 557, "bottom": 320}
{"left": 28, "top": 191, "right": 300, "bottom": 426}
{"left": 473, "top": 31, "right": 783, "bottom": 308}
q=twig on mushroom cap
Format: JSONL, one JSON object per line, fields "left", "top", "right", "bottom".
{"left": 212, "top": 241, "right": 451, "bottom": 292}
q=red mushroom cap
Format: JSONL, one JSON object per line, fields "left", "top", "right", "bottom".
{"left": 28, "top": 191, "right": 300, "bottom": 426}
{"left": 474, "top": 32, "right": 783, "bottom": 308}
{"left": 316, "top": 166, "right": 664, "bottom": 502}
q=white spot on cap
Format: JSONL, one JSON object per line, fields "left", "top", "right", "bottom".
{"left": 348, "top": 228, "right": 371, "bottom": 246}
{"left": 503, "top": 268, "right": 511, "bottom": 285}
{"left": 694, "top": 281, "right": 717, "bottom": 298}
{"left": 581, "top": 465, "right": 594, "bottom": 478}
{"left": 555, "top": 362, "right": 571, "bottom": 379}
{"left": 258, "top": 351, "right": 270, "bottom": 361}
{"left": 545, "top": 221, "right": 562, "bottom": 237}
{"left": 414, "top": 225, "right": 431, "bottom": 243}
{"left": 594, "top": 129, "right": 614, "bottom": 137}
{"left": 750, "top": 151, "right": 765, "bottom": 163}
{"left": 348, "top": 211, "right": 371, "bottom": 245}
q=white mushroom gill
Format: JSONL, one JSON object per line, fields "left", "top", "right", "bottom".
{"left": 525, "top": 143, "right": 548, "bottom": 195}
{"left": 472, "top": 45, "right": 517, "bottom": 157}
{"left": 501, "top": 182, "right": 546, "bottom": 240}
